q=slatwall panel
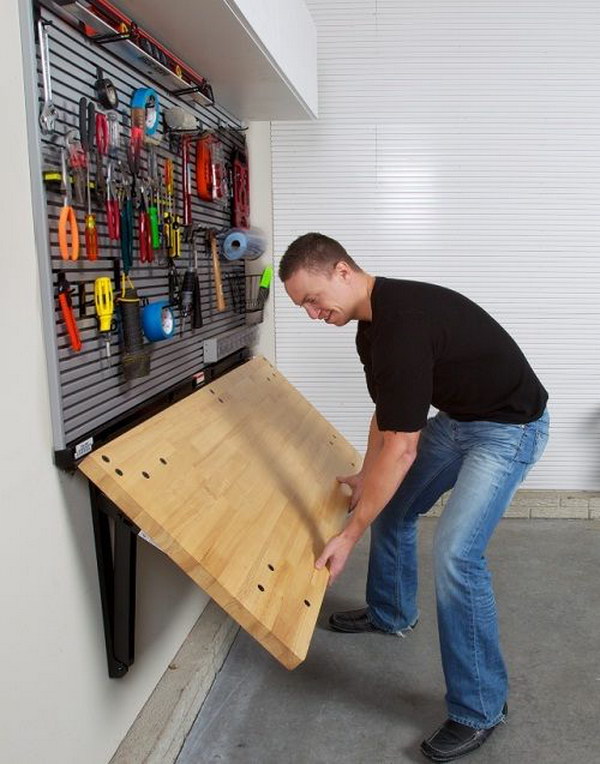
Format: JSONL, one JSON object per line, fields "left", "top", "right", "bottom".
{"left": 35, "top": 4, "right": 247, "bottom": 455}
{"left": 272, "top": 0, "right": 600, "bottom": 490}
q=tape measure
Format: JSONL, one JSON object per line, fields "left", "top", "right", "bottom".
{"left": 141, "top": 300, "right": 175, "bottom": 341}
{"left": 130, "top": 87, "right": 160, "bottom": 135}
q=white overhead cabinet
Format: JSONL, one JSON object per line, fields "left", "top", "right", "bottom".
{"left": 114, "top": 0, "right": 318, "bottom": 119}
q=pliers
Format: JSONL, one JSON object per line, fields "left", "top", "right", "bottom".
{"left": 59, "top": 146, "right": 79, "bottom": 260}
{"left": 138, "top": 182, "right": 153, "bottom": 263}
{"left": 106, "top": 160, "right": 120, "bottom": 241}
{"left": 95, "top": 111, "right": 109, "bottom": 205}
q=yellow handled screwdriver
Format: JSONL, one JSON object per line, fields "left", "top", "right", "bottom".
{"left": 94, "top": 277, "right": 114, "bottom": 358}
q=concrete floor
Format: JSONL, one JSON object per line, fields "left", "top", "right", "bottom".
{"left": 177, "top": 520, "right": 600, "bottom": 764}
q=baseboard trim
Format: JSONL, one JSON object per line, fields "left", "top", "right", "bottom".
{"left": 110, "top": 601, "right": 239, "bottom": 764}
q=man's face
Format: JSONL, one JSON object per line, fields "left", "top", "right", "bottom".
{"left": 284, "top": 265, "right": 355, "bottom": 326}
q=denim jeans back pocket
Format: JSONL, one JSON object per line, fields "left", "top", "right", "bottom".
{"left": 532, "top": 425, "right": 550, "bottom": 464}
{"left": 515, "top": 418, "right": 550, "bottom": 466}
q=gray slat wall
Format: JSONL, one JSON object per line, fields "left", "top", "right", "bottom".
{"left": 36, "top": 3, "right": 246, "bottom": 454}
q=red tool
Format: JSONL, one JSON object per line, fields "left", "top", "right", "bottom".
{"left": 106, "top": 160, "right": 120, "bottom": 240}
{"left": 95, "top": 110, "right": 108, "bottom": 204}
{"left": 231, "top": 149, "right": 250, "bottom": 228}
{"left": 57, "top": 272, "right": 82, "bottom": 351}
{"left": 210, "top": 136, "right": 227, "bottom": 203}
{"left": 96, "top": 112, "right": 109, "bottom": 154}
{"left": 138, "top": 183, "right": 152, "bottom": 263}
{"left": 130, "top": 105, "right": 144, "bottom": 175}
{"left": 195, "top": 135, "right": 212, "bottom": 201}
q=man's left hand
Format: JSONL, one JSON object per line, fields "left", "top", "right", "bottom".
{"left": 315, "top": 533, "right": 357, "bottom": 586}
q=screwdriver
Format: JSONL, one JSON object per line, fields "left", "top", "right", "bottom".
{"left": 163, "top": 158, "right": 173, "bottom": 252}
{"left": 80, "top": 98, "right": 98, "bottom": 260}
{"left": 94, "top": 277, "right": 114, "bottom": 358}
{"left": 147, "top": 146, "right": 161, "bottom": 250}
{"left": 164, "top": 158, "right": 181, "bottom": 257}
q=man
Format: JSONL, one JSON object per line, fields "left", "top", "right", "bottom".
{"left": 279, "top": 232, "right": 549, "bottom": 762}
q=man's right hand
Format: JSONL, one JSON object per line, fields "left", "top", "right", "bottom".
{"left": 336, "top": 473, "right": 363, "bottom": 513}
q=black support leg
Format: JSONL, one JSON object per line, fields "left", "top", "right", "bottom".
{"left": 113, "top": 511, "right": 137, "bottom": 667}
{"left": 89, "top": 482, "right": 138, "bottom": 678}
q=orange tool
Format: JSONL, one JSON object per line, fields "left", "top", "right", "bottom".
{"left": 59, "top": 148, "right": 79, "bottom": 261}
{"left": 57, "top": 272, "right": 82, "bottom": 351}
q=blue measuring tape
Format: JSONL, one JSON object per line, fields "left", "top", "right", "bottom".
{"left": 141, "top": 301, "right": 175, "bottom": 341}
{"left": 130, "top": 87, "right": 160, "bottom": 136}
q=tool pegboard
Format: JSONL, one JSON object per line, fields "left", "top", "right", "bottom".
{"left": 30, "top": 1, "right": 257, "bottom": 469}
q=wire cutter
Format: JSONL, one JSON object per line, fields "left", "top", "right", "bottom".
{"left": 95, "top": 111, "right": 109, "bottom": 205}
{"left": 120, "top": 172, "right": 134, "bottom": 275}
{"left": 59, "top": 147, "right": 79, "bottom": 260}
{"left": 106, "top": 160, "right": 120, "bottom": 241}
{"left": 138, "top": 182, "right": 153, "bottom": 263}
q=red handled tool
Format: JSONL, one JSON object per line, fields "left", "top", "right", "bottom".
{"left": 95, "top": 110, "right": 108, "bottom": 204}
{"left": 57, "top": 272, "right": 82, "bottom": 352}
{"left": 138, "top": 183, "right": 152, "bottom": 263}
{"left": 106, "top": 160, "right": 120, "bottom": 241}
{"left": 196, "top": 135, "right": 212, "bottom": 201}
{"left": 231, "top": 149, "right": 250, "bottom": 227}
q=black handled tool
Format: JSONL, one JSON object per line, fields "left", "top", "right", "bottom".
{"left": 94, "top": 66, "right": 119, "bottom": 110}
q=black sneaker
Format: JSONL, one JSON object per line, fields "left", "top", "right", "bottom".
{"left": 420, "top": 703, "right": 508, "bottom": 762}
{"left": 328, "top": 607, "right": 418, "bottom": 636}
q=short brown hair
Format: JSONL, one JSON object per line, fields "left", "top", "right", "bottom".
{"left": 278, "top": 232, "right": 361, "bottom": 282}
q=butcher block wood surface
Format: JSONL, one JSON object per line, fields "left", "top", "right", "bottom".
{"left": 79, "top": 357, "right": 361, "bottom": 669}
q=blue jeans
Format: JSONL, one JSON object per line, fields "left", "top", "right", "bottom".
{"left": 366, "top": 409, "right": 550, "bottom": 729}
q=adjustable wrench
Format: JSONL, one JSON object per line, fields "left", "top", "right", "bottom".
{"left": 38, "top": 19, "right": 58, "bottom": 135}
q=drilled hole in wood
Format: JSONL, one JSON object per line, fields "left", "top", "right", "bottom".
{"left": 159, "top": 458, "right": 167, "bottom": 465}
{"left": 257, "top": 584, "right": 265, "bottom": 592}
{"left": 115, "top": 468, "right": 123, "bottom": 476}
{"left": 101, "top": 454, "right": 110, "bottom": 463}
{"left": 304, "top": 600, "right": 311, "bottom": 607}
{"left": 268, "top": 564, "right": 275, "bottom": 571}
{"left": 142, "top": 471, "right": 150, "bottom": 479}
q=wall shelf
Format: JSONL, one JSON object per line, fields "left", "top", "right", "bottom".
{"left": 108, "top": 0, "right": 318, "bottom": 120}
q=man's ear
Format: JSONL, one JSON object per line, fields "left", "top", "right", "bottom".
{"left": 334, "top": 260, "right": 352, "bottom": 280}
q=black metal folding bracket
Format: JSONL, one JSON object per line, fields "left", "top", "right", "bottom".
{"left": 89, "top": 482, "right": 139, "bottom": 678}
